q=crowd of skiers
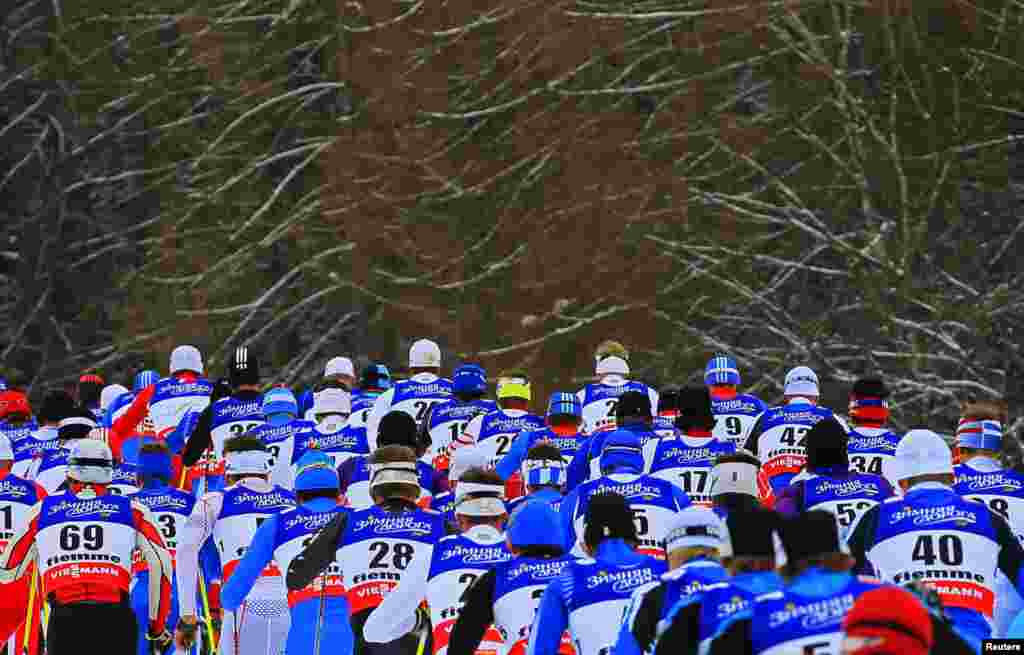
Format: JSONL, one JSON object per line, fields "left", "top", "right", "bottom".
{"left": 0, "top": 337, "right": 1020, "bottom": 655}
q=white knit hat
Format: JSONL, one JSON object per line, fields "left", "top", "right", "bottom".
{"left": 784, "top": 366, "right": 819, "bottom": 397}
{"left": 664, "top": 506, "right": 724, "bottom": 553}
{"left": 894, "top": 429, "right": 954, "bottom": 481}
{"left": 100, "top": 384, "right": 129, "bottom": 411}
{"left": 325, "top": 356, "right": 355, "bottom": 378}
{"left": 409, "top": 339, "right": 442, "bottom": 368}
{"left": 313, "top": 388, "right": 351, "bottom": 415}
{"left": 169, "top": 345, "right": 204, "bottom": 374}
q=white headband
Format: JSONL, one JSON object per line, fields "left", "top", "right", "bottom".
{"left": 60, "top": 416, "right": 97, "bottom": 429}
{"left": 225, "top": 450, "right": 271, "bottom": 475}
{"left": 664, "top": 524, "right": 721, "bottom": 553}
{"left": 455, "top": 481, "right": 506, "bottom": 517}
{"left": 455, "top": 481, "right": 506, "bottom": 502}
{"left": 370, "top": 462, "right": 420, "bottom": 489}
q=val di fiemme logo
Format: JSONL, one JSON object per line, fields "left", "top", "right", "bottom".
{"left": 508, "top": 559, "right": 566, "bottom": 580}
{"left": 889, "top": 505, "right": 977, "bottom": 527}
{"left": 48, "top": 498, "right": 121, "bottom": 518}
{"left": 966, "top": 474, "right": 1024, "bottom": 493}
{"left": 0, "top": 481, "right": 29, "bottom": 498}
{"left": 353, "top": 514, "right": 434, "bottom": 535}
{"left": 440, "top": 544, "right": 511, "bottom": 564}
{"left": 585, "top": 566, "right": 657, "bottom": 592}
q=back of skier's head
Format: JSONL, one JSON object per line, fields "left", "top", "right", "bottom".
{"left": 957, "top": 399, "right": 1008, "bottom": 462}
{"left": 783, "top": 366, "right": 819, "bottom": 405}
{"left": 895, "top": 429, "right": 955, "bottom": 492}
{"left": 452, "top": 364, "right": 487, "bottom": 402}
{"left": 378, "top": 410, "right": 425, "bottom": 457}
{"left": 615, "top": 390, "right": 652, "bottom": 427}
{"left": 674, "top": 386, "right": 716, "bottom": 434}
{"left": 294, "top": 451, "right": 340, "bottom": 504}
{"left": 506, "top": 499, "right": 564, "bottom": 558}
{"left": 228, "top": 346, "right": 260, "bottom": 390}
{"left": 778, "top": 510, "right": 853, "bottom": 579}
{"left": 262, "top": 387, "right": 298, "bottom": 426}
{"left": 496, "top": 370, "right": 531, "bottom": 411}
{"left": 448, "top": 444, "right": 490, "bottom": 489}
{"left": 522, "top": 442, "right": 566, "bottom": 495}
{"left": 313, "top": 388, "right": 351, "bottom": 425}
{"left": 323, "top": 356, "right": 356, "bottom": 390}
{"left": 805, "top": 418, "right": 849, "bottom": 472}
{"left": 719, "top": 506, "right": 782, "bottom": 575}
{"left": 599, "top": 429, "right": 644, "bottom": 475}
{"left": 58, "top": 408, "right": 98, "bottom": 443}
{"left": 664, "top": 505, "right": 724, "bottom": 570}
{"left": 848, "top": 377, "right": 890, "bottom": 427}
{"left": 67, "top": 438, "right": 115, "bottom": 497}
{"left": 710, "top": 451, "right": 762, "bottom": 514}
{"left": 546, "top": 392, "right": 582, "bottom": 432}
{"left": 368, "top": 445, "right": 421, "bottom": 508}
{"left": 223, "top": 433, "right": 271, "bottom": 485}
{"left": 100, "top": 384, "right": 129, "bottom": 413}
{"left": 705, "top": 354, "right": 742, "bottom": 400}
{"left": 408, "top": 339, "right": 442, "bottom": 375}
{"left": 38, "top": 389, "right": 76, "bottom": 426}
{"left": 137, "top": 440, "right": 174, "bottom": 489}
{"left": 454, "top": 467, "right": 507, "bottom": 533}
{"left": 77, "top": 370, "right": 105, "bottom": 409}
{"left": 169, "top": 345, "right": 203, "bottom": 376}
{"left": 842, "top": 586, "right": 934, "bottom": 655}
{"left": 657, "top": 385, "right": 681, "bottom": 419}
{"left": 133, "top": 369, "right": 160, "bottom": 392}
{"left": 0, "top": 388, "right": 31, "bottom": 426}
{"left": 594, "top": 340, "right": 629, "bottom": 379}
{"left": 359, "top": 363, "right": 391, "bottom": 394}
{"left": 582, "top": 492, "right": 637, "bottom": 554}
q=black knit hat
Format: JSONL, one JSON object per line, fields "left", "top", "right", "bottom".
{"left": 805, "top": 418, "right": 849, "bottom": 471}
{"left": 228, "top": 346, "right": 260, "bottom": 387}
{"left": 39, "top": 389, "right": 77, "bottom": 424}
{"left": 722, "top": 507, "right": 780, "bottom": 559}
{"left": 657, "top": 386, "right": 681, "bottom": 414}
{"left": 616, "top": 391, "right": 652, "bottom": 420}
{"left": 675, "top": 386, "right": 716, "bottom": 432}
{"left": 779, "top": 510, "right": 843, "bottom": 564}
{"left": 583, "top": 492, "right": 637, "bottom": 548}
{"left": 379, "top": 411, "right": 419, "bottom": 449}
{"left": 851, "top": 377, "right": 889, "bottom": 399}
{"left": 58, "top": 407, "right": 97, "bottom": 441}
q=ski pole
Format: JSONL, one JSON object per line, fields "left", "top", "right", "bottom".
{"left": 312, "top": 572, "right": 328, "bottom": 655}
{"left": 197, "top": 572, "right": 217, "bottom": 654}
{"left": 22, "top": 568, "right": 38, "bottom": 655}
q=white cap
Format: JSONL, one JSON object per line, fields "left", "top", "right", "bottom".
{"left": 313, "top": 388, "right": 351, "bottom": 416}
{"left": 325, "top": 356, "right": 355, "bottom": 378}
{"left": 68, "top": 439, "right": 114, "bottom": 484}
{"left": 170, "top": 345, "right": 203, "bottom": 374}
{"left": 664, "top": 506, "right": 724, "bottom": 552}
{"left": 409, "top": 339, "right": 442, "bottom": 368}
{"left": 0, "top": 435, "right": 13, "bottom": 461}
{"left": 449, "top": 445, "right": 491, "bottom": 482}
{"left": 784, "top": 366, "right": 819, "bottom": 397}
{"left": 100, "top": 384, "right": 129, "bottom": 411}
{"left": 595, "top": 355, "right": 630, "bottom": 376}
{"left": 710, "top": 460, "right": 760, "bottom": 497}
{"left": 894, "top": 429, "right": 954, "bottom": 481}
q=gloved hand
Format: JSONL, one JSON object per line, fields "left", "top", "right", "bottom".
{"left": 146, "top": 625, "right": 173, "bottom": 655}
{"left": 412, "top": 604, "right": 431, "bottom": 635}
{"left": 175, "top": 616, "right": 200, "bottom": 650}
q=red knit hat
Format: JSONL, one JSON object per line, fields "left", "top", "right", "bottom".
{"left": 0, "top": 391, "right": 31, "bottom": 420}
{"left": 841, "top": 587, "right": 932, "bottom": 655}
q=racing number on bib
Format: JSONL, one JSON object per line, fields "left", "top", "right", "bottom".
{"left": 802, "top": 642, "right": 832, "bottom": 655}
{"left": 413, "top": 402, "right": 431, "bottom": 422}
{"left": 968, "top": 496, "right": 1010, "bottom": 520}
{"left": 368, "top": 541, "right": 414, "bottom": 570}
{"left": 0, "top": 505, "right": 11, "bottom": 530}
{"left": 679, "top": 471, "right": 709, "bottom": 495}
{"left": 59, "top": 524, "right": 104, "bottom": 551}
{"left": 912, "top": 534, "right": 963, "bottom": 566}
{"left": 779, "top": 427, "right": 809, "bottom": 447}
{"left": 723, "top": 417, "right": 742, "bottom": 437}
{"left": 835, "top": 501, "right": 872, "bottom": 527}
{"left": 157, "top": 515, "right": 176, "bottom": 540}
{"left": 849, "top": 456, "right": 883, "bottom": 476}
{"left": 605, "top": 400, "right": 618, "bottom": 418}
{"left": 631, "top": 508, "right": 649, "bottom": 536}
{"left": 229, "top": 422, "right": 261, "bottom": 437}
{"left": 495, "top": 435, "right": 512, "bottom": 456}
{"left": 267, "top": 444, "right": 281, "bottom": 469}
{"left": 448, "top": 423, "right": 468, "bottom": 443}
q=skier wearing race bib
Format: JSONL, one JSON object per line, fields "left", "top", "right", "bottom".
{"left": 423, "top": 365, "right": 497, "bottom": 473}
{"left": 653, "top": 507, "right": 784, "bottom": 655}
{"left": 952, "top": 401, "right": 1023, "bottom": 637}
{"left": 292, "top": 388, "right": 368, "bottom": 473}
{"left": 181, "top": 347, "right": 264, "bottom": 495}
{"left": 347, "top": 364, "right": 394, "bottom": 448}
{"left": 105, "top": 370, "right": 159, "bottom": 430}
{"left": 12, "top": 389, "right": 72, "bottom": 479}
{"left": 77, "top": 371, "right": 106, "bottom": 422}
{"left": 101, "top": 384, "right": 130, "bottom": 427}
{"left": 448, "top": 499, "right": 572, "bottom": 655}
{"left": 32, "top": 409, "right": 98, "bottom": 494}
{"left": 528, "top": 492, "right": 667, "bottom": 655}
{"left": 0, "top": 387, "right": 36, "bottom": 451}
{"left": 113, "top": 346, "right": 212, "bottom": 444}
{"left": 846, "top": 378, "right": 901, "bottom": 488}
{"left": 709, "top": 452, "right": 764, "bottom": 519}
{"left": 644, "top": 387, "right": 735, "bottom": 506}
{"left": 251, "top": 388, "right": 316, "bottom": 490}
{"left": 703, "top": 355, "right": 766, "bottom": 447}
{"left": 566, "top": 391, "right": 660, "bottom": 491}
{"left": 575, "top": 341, "right": 658, "bottom": 436}
{"left": 743, "top": 366, "right": 845, "bottom": 497}
{"left": 614, "top": 506, "right": 729, "bottom": 655}
{"left": 363, "top": 467, "right": 511, "bottom": 655}
{"left": 652, "top": 386, "right": 681, "bottom": 438}
{"left": 0, "top": 439, "right": 174, "bottom": 655}
{"left": 507, "top": 443, "right": 568, "bottom": 514}
{"left": 366, "top": 339, "right": 453, "bottom": 452}
{"left": 457, "top": 372, "right": 544, "bottom": 495}
{"left": 299, "top": 356, "right": 356, "bottom": 421}
{"left": 287, "top": 444, "right": 449, "bottom": 655}
{"left": 175, "top": 434, "right": 297, "bottom": 655}
{"left": 431, "top": 446, "right": 491, "bottom": 526}
{"left": 341, "top": 411, "right": 444, "bottom": 510}
{"left": 708, "top": 511, "right": 884, "bottom": 655}
{"left": 847, "top": 429, "right": 1024, "bottom": 649}
{"left": 219, "top": 452, "right": 354, "bottom": 655}
{"left": 774, "top": 419, "right": 894, "bottom": 539}
{"left": 561, "top": 429, "right": 690, "bottom": 559}
{"left": 497, "top": 393, "right": 586, "bottom": 486}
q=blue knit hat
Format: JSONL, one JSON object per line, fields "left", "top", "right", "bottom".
{"left": 599, "top": 429, "right": 644, "bottom": 473}
{"left": 453, "top": 364, "right": 487, "bottom": 395}
{"left": 133, "top": 370, "right": 160, "bottom": 392}
{"left": 705, "top": 355, "right": 741, "bottom": 386}
{"left": 138, "top": 445, "right": 173, "bottom": 481}
{"left": 295, "top": 451, "right": 339, "bottom": 492}
{"left": 507, "top": 500, "right": 564, "bottom": 549}
{"left": 263, "top": 387, "right": 298, "bottom": 418}
{"left": 546, "top": 392, "right": 581, "bottom": 419}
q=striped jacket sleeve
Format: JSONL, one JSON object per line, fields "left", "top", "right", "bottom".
{"left": 0, "top": 501, "right": 41, "bottom": 584}
{"left": 132, "top": 500, "right": 174, "bottom": 631}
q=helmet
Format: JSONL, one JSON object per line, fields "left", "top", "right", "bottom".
{"left": 68, "top": 439, "right": 115, "bottom": 485}
{"left": 453, "top": 364, "right": 487, "bottom": 396}
{"left": 133, "top": 369, "right": 160, "bottom": 392}
{"left": 704, "top": 355, "right": 741, "bottom": 386}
